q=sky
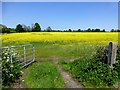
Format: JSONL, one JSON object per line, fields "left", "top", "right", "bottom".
{"left": 2, "top": 2, "right": 118, "bottom": 31}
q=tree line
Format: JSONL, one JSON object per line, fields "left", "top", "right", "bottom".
{"left": 1, "top": 23, "right": 120, "bottom": 33}
{"left": 0, "top": 23, "right": 41, "bottom": 33}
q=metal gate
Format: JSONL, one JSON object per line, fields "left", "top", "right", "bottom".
{"left": 2, "top": 44, "right": 35, "bottom": 67}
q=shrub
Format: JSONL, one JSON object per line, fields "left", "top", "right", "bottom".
{"left": 94, "top": 46, "right": 108, "bottom": 64}
{"left": 2, "top": 48, "right": 22, "bottom": 87}
{"left": 113, "top": 46, "right": 120, "bottom": 80}
{"left": 61, "top": 46, "right": 120, "bottom": 87}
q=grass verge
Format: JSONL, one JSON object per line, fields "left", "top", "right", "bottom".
{"left": 24, "top": 61, "right": 65, "bottom": 88}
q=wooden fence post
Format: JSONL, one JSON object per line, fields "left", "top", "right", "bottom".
{"left": 24, "top": 46, "right": 26, "bottom": 65}
{"left": 107, "top": 42, "right": 117, "bottom": 68}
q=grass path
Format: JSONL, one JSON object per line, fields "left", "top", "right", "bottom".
{"left": 22, "top": 57, "right": 84, "bottom": 88}
{"left": 58, "top": 64, "right": 83, "bottom": 88}
{"left": 11, "top": 56, "right": 84, "bottom": 88}
{"left": 52, "top": 56, "right": 84, "bottom": 88}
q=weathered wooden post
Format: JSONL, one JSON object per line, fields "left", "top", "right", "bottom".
{"left": 23, "top": 46, "right": 26, "bottom": 65}
{"left": 107, "top": 42, "right": 117, "bottom": 69}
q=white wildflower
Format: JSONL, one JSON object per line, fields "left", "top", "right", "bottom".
{"left": 3, "top": 56, "right": 6, "bottom": 59}
{"left": 7, "top": 56, "right": 9, "bottom": 59}
{"left": 10, "top": 74, "right": 13, "bottom": 77}
{"left": 4, "top": 53, "right": 7, "bottom": 55}
{"left": 6, "top": 70, "right": 8, "bottom": 73}
{"left": 10, "top": 65, "right": 13, "bottom": 68}
{"left": 6, "top": 59, "right": 9, "bottom": 62}
{"left": 20, "top": 71, "right": 24, "bottom": 74}
{"left": 11, "top": 50, "right": 14, "bottom": 53}
{"left": 3, "top": 69, "right": 7, "bottom": 71}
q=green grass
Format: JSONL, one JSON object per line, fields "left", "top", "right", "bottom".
{"left": 2, "top": 32, "right": 115, "bottom": 88}
{"left": 31, "top": 42, "right": 101, "bottom": 61}
{"left": 60, "top": 47, "right": 120, "bottom": 88}
{"left": 2, "top": 41, "right": 99, "bottom": 88}
{"left": 24, "top": 61, "right": 65, "bottom": 88}
{"left": 3, "top": 41, "right": 100, "bottom": 60}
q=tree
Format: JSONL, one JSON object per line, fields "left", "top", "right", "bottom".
{"left": 94, "top": 29, "right": 100, "bottom": 32}
{"left": 27, "top": 26, "right": 31, "bottom": 32}
{"left": 92, "top": 29, "right": 95, "bottom": 32}
{"left": 0, "top": 24, "right": 7, "bottom": 33}
{"left": 68, "top": 29, "right": 72, "bottom": 32}
{"left": 117, "top": 30, "right": 120, "bottom": 32}
{"left": 46, "top": 26, "right": 52, "bottom": 32}
{"left": 16, "top": 24, "right": 24, "bottom": 32}
{"left": 78, "top": 29, "right": 81, "bottom": 32}
{"left": 32, "top": 23, "right": 41, "bottom": 32}
{"left": 111, "top": 29, "right": 115, "bottom": 32}
{"left": 86, "top": 28, "right": 91, "bottom": 32}
{"left": 2, "top": 28, "right": 10, "bottom": 33}
{"left": 102, "top": 29, "right": 106, "bottom": 32}
{"left": 22, "top": 24, "right": 30, "bottom": 32}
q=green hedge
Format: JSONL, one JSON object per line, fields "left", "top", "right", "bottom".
{"left": 2, "top": 48, "right": 22, "bottom": 87}
{"left": 61, "top": 46, "right": 120, "bottom": 87}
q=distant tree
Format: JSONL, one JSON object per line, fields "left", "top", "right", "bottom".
{"left": 68, "top": 29, "right": 72, "bottom": 32}
{"left": 95, "top": 29, "right": 100, "bottom": 32}
{"left": 87, "top": 28, "right": 91, "bottom": 32}
{"left": 16, "top": 24, "right": 24, "bottom": 32}
{"left": 102, "top": 29, "right": 106, "bottom": 32}
{"left": 0, "top": 24, "right": 16, "bottom": 33}
{"left": 27, "top": 26, "right": 31, "bottom": 32}
{"left": 32, "top": 23, "right": 41, "bottom": 32}
{"left": 92, "top": 29, "right": 95, "bottom": 32}
{"left": 111, "top": 29, "right": 115, "bottom": 32}
{"left": 22, "top": 24, "right": 30, "bottom": 32}
{"left": 2, "top": 28, "right": 10, "bottom": 33}
{"left": 78, "top": 29, "right": 81, "bottom": 32}
{"left": 31, "top": 23, "right": 34, "bottom": 31}
{"left": 46, "top": 26, "right": 52, "bottom": 32}
{"left": 117, "top": 30, "right": 120, "bottom": 32}
{"left": 0, "top": 24, "right": 7, "bottom": 33}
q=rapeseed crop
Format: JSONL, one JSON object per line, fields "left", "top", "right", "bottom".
{"left": 2, "top": 32, "right": 118, "bottom": 45}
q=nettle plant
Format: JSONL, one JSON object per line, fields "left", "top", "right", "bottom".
{"left": 2, "top": 47, "right": 22, "bottom": 86}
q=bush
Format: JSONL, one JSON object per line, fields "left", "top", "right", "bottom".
{"left": 94, "top": 46, "right": 108, "bottom": 64}
{"left": 2, "top": 48, "right": 22, "bottom": 86}
{"left": 113, "top": 46, "right": 120, "bottom": 80}
{"left": 61, "top": 46, "right": 120, "bottom": 87}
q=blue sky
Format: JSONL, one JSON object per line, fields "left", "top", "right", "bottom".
{"left": 2, "top": 2, "right": 118, "bottom": 31}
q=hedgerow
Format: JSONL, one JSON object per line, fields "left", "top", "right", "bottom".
{"left": 2, "top": 48, "right": 22, "bottom": 87}
{"left": 61, "top": 46, "right": 120, "bottom": 87}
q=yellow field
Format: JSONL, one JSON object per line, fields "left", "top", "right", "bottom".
{"left": 2, "top": 32, "right": 118, "bottom": 45}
